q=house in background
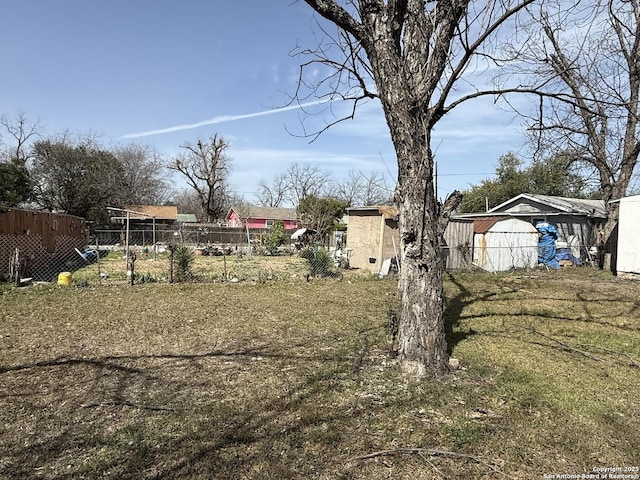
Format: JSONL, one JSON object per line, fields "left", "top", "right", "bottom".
{"left": 615, "top": 195, "right": 640, "bottom": 277}
{"left": 346, "top": 206, "right": 474, "bottom": 273}
{"left": 225, "top": 206, "right": 299, "bottom": 230}
{"left": 458, "top": 194, "right": 606, "bottom": 261}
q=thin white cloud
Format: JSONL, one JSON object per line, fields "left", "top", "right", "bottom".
{"left": 119, "top": 99, "right": 330, "bottom": 139}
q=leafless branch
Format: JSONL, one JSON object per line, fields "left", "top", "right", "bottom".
{"left": 352, "top": 448, "right": 514, "bottom": 479}
{"left": 0, "top": 111, "right": 41, "bottom": 162}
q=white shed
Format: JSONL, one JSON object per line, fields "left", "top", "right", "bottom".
{"left": 473, "top": 217, "right": 539, "bottom": 272}
{"left": 616, "top": 195, "right": 640, "bottom": 277}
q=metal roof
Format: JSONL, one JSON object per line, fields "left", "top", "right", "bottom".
{"left": 177, "top": 213, "right": 198, "bottom": 223}
{"left": 124, "top": 205, "right": 178, "bottom": 220}
{"left": 472, "top": 217, "right": 510, "bottom": 234}
{"left": 488, "top": 194, "right": 606, "bottom": 217}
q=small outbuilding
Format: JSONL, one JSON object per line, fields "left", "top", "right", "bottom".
{"left": 615, "top": 195, "right": 640, "bottom": 278}
{"left": 462, "top": 194, "right": 606, "bottom": 261}
{"left": 345, "top": 206, "right": 400, "bottom": 273}
{"left": 472, "top": 217, "right": 539, "bottom": 272}
{"left": 346, "top": 206, "right": 474, "bottom": 273}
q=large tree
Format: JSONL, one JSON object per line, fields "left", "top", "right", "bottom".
{"left": 298, "top": 194, "right": 348, "bottom": 238}
{"left": 113, "top": 144, "right": 170, "bottom": 205}
{"left": 300, "top": 0, "right": 533, "bottom": 377}
{"left": 0, "top": 160, "right": 31, "bottom": 207}
{"left": 168, "top": 135, "right": 232, "bottom": 222}
{"left": 31, "top": 137, "right": 125, "bottom": 223}
{"left": 499, "top": 0, "right": 640, "bottom": 248}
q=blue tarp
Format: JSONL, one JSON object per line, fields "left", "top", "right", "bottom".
{"left": 536, "top": 222, "right": 560, "bottom": 269}
{"left": 556, "top": 248, "right": 582, "bottom": 266}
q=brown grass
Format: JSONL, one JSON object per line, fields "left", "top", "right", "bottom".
{"left": 73, "top": 250, "right": 314, "bottom": 284}
{"left": 1, "top": 266, "right": 639, "bottom": 479}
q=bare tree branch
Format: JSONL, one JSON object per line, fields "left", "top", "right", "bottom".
{"left": 168, "top": 135, "right": 232, "bottom": 222}
{"left": 0, "top": 112, "right": 41, "bottom": 163}
{"left": 497, "top": 0, "right": 640, "bottom": 246}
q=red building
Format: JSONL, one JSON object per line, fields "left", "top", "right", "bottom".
{"left": 225, "top": 206, "right": 299, "bottom": 230}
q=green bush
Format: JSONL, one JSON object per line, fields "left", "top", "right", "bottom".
{"left": 300, "top": 245, "right": 335, "bottom": 277}
{"left": 262, "top": 220, "right": 287, "bottom": 255}
{"left": 134, "top": 272, "right": 164, "bottom": 283}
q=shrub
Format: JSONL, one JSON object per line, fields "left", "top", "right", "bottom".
{"left": 174, "top": 244, "right": 194, "bottom": 281}
{"left": 262, "top": 220, "right": 287, "bottom": 255}
{"left": 300, "top": 245, "right": 336, "bottom": 277}
{"left": 134, "top": 272, "right": 164, "bottom": 283}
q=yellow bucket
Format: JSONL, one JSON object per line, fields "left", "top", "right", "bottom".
{"left": 57, "top": 272, "right": 73, "bottom": 285}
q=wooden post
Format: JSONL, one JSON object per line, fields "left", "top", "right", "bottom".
{"left": 223, "top": 252, "right": 228, "bottom": 280}
{"left": 96, "top": 237, "right": 102, "bottom": 285}
{"left": 128, "top": 252, "right": 136, "bottom": 286}
{"left": 377, "top": 214, "right": 386, "bottom": 273}
{"left": 168, "top": 244, "right": 176, "bottom": 283}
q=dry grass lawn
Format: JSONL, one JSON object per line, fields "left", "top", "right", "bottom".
{"left": 1, "top": 266, "right": 639, "bottom": 479}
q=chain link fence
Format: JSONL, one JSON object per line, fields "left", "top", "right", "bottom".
{"left": 0, "top": 227, "right": 359, "bottom": 286}
{"left": 1, "top": 225, "right": 600, "bottom": 287}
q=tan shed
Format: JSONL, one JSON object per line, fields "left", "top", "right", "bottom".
{"left": 345, "top": 206, "right": 400, "bottom": 273}
{"left": 346, "top": 206, "right": 474, "bottom": 273}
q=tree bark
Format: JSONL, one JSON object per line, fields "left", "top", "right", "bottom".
{"left": 397, "top": 148, "right": 449, "bottom": 376}
{"left": 358, "top": 3, "right": 456, "bottom": 376}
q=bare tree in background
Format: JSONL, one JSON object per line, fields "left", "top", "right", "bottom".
{"left": 332, "top": 169, "right": 392, "bottom": 206}
{"left": 114, "top": 144, "right": 170, "bottom": 205}
{"left": 0, "top": 112, "right": 40, "bottom": 206}
{"left": 257, "top": 173, "right": 290, "bottom": 207}
{"left": 299, "top": 0, "right": 534, "bottom": 377}
{"left": 499, "top": 0, "right": 640, "bottom": 250}
{"left": 285, "top": 162, "right": 332, "bottom": 207}
{"left": 0, "top": 112, "right": 40, "bottom": 163}
{"left": 168, "top": 134, "right": 232, "bottom": 222}
{"left": 171, "top": 189, "right": 206, "bottom": 221}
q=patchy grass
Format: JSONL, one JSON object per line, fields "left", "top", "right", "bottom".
{"left": 1, "top": 268, "right": 639, "bottom": 479}
{"left": 73, "top": 250, "right": 313, "bottom": 284}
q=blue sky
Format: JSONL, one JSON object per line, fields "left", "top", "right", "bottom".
{"left": 0, "top": 1, "right": 527, "bottom": 203}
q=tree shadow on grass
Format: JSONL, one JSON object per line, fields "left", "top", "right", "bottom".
{"left": 444, "top": 272, "right": 499, "bottom": 356}
{"left": 0, "top": 341, "right": 407, "bottom": 479}
{"left": 443, "top": 272, "right": 640, "bottom": 358}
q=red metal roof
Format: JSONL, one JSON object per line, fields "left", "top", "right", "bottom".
{"left": 473, "top": 217, "right": 509, "bottom": 234}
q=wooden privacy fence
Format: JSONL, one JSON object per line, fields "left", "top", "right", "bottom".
{"left": 0, "top": 208, "right": 88, "bottom": 282}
